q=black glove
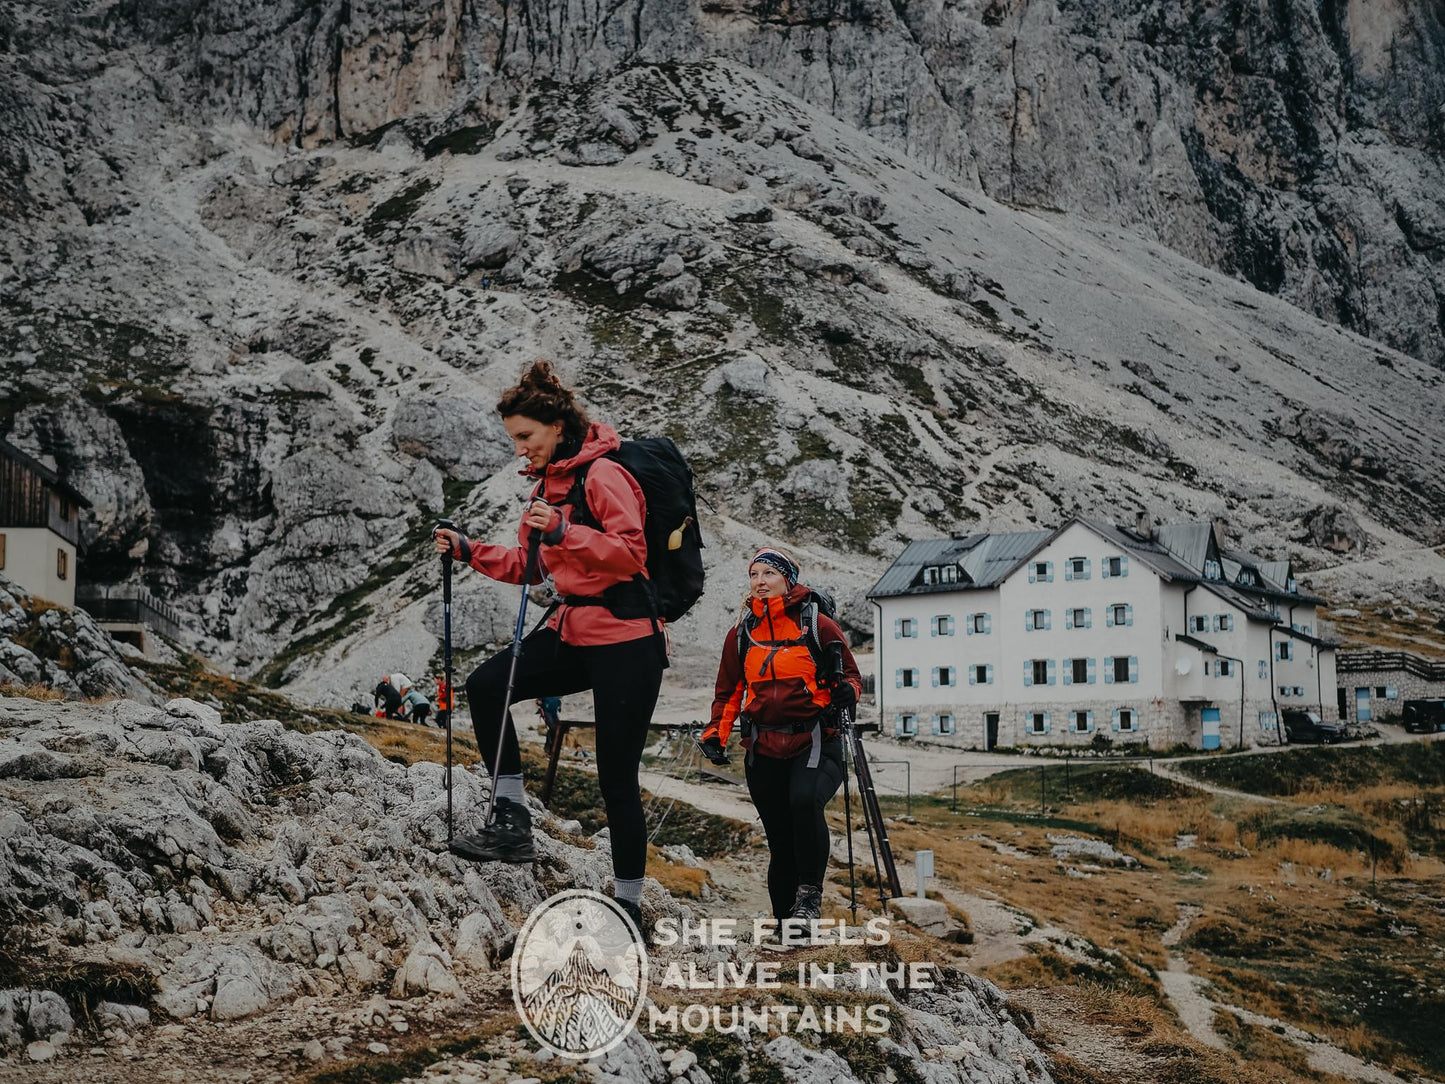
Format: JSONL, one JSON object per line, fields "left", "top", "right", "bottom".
{"left": 699, "top": 736, "right": 730, "bottom": 765}
{"left": 830, "top": 681, "right": 857, "bottom": 713}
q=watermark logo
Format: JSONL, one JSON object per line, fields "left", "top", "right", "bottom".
{"left": 511, "top": 889, "right": 648, "bottom": 1059}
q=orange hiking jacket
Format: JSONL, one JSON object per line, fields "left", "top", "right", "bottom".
{"left": 705, "top": 585, "right": 862, "bottom": 760}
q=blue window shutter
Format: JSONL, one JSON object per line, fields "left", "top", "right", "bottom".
{"left": 1029, "top": 566, "right": 1037, "bottom": 584}
{"left": 983, "top": 613, "right": 992, "bottom": 634}
{"left": 968, "top": 667, "right": 977, "bottom": 686}
{"left": 1025, "top": 611, "right": 1034, "bottom": 631}
{"left": 1043, "top": 712, "right": 1052, "bottom": 735}
{"left": 1087, "top": 657, "right": 1097, "bottom": 685}
{"left": 1063, "top": 660, "right": 1073, "bottom": 686}
{"left": 1101, "top": 561, "right": 1110, "bottom": 579}
{"left": 895, "top": 669, "right": 903, "bottom": 689}
{"left": 1129, "top": 656, "right": 1139, "bottom": 683}
{"left": 1106, "top": 608, "right": 1115, "bottom": 628}
{"left": 1065, "top": 610, "right": 1074, "bottom": 630}
{"left": 1064, "top": 563, "right": 1073, "bottom": 582}
{"left": 894, "top": 716, "right": 904, "bottom": 736}
{"left": 1024, "top": 660, "right": 1033, "bottom": 687}
{"left": 1086, "top": 711, "right": 1094, "bottom": 732}
{"left": 1083, "top": 559, "right": 1091, "bottom": 580}
{"left": 1084, "top": 607, "right": 1092, "bottom": 629}
{"left": 1047, "top": 659, "right": 1057, "bottom": 686}
{"left": 1104, "top": 657, "right": 1115, "bottom": 685}
{"left": 893, "top": 618, "right": 901, "bottom": 639}
{"left": 929, "top": 619, "right": 937, "bottom": 638}
{"left": 1125, "top": 604, "right": 1134, "bottom": 628}
{"left": 1046, "top": 562, "right": 1053, "bottom": 582}
{"left": 986, "top": 664, "right": 994, "bottom": 685}
{"left": 1111, "top": 709, "right": 1120, "bottom": 732}
{"left": 948, "top": 616, "right": 956, "bottom": 635}
{"left": 1212, "top": 615, "right": 1220, "bottom": 632}
{"left": 931, "top": 667, "right": 939, "bottom": 688}
{"left": 965, "top": 614, "right": 974, "bottom": 636}
{"left": 1043, "top": 611, "right": 1052, "bottom": 631}
{"left": 1121, "top": 556, "right": 1129, "bottom": 577}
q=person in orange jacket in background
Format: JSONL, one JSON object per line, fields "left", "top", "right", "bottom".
{"left": 434, "top": 674, "right": 451, "bottom": 730}
{"left": 702, "top": 547, "right": 861, "bottom": 927}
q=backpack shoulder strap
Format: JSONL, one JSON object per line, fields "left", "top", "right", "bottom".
{"left": 564, "top": 461, "right": 596, "bottom": 528}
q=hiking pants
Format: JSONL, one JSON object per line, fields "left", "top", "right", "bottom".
{"left": 465, "top": 626, "right": 664, "bottom": 880}
{"left": 745, "top": 736, "right": 845, "bottom": 919}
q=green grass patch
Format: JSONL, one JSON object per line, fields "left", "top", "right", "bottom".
{"left": 1180, "top": 743, "right": 1445, "bottom": 796}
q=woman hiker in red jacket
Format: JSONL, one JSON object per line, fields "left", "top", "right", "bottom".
{"left": 701, "top": 548, "right": 862, "bottom": 929}
{"left": 432, "top": 360, "right": 664, "bottom": 928}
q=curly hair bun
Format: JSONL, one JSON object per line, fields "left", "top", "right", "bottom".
{"left": 496, "top": 358, "right": 590, "bottom": 438}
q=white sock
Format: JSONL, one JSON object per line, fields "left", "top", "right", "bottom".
{"left": 614, "top": 877, "right": 643, "bottom": 904}
{"left": 495, "top": 774, "right": 525, "bottom": 803}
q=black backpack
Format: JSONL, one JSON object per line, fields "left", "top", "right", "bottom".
{"left": 564, "top": 437, "right": 706, "bottom": 623}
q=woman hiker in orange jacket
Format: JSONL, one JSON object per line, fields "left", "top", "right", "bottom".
{"left": 702, "top": 548, "right": 862, "bottom": 927}
{"left": 432, "top": 360, "right": 664, "bottom": 929}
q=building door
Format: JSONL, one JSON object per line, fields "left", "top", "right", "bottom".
{"left": 985, "top": 712, "right": 1000, "bottom": 751}
{"left": 1356, "top": 687, "right": 1371, "bottom": 722}
{"left": 1337, "top": 687, "right": 1347, "bottom": 720}
{"left": 1201, "top": 707, "right": 1221, "bottom": 750}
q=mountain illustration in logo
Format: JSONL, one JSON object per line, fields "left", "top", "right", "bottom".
{"left": 521, "top": 939, "right": 638, "bottom": 1051}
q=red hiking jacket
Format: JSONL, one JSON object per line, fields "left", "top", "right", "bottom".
{"left": 705, "top": 584, "right": 862, "bottom": 759}
{"left": 466, "top": 422, "right": 655, "bottom": 646}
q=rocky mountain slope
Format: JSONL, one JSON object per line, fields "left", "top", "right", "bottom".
{"left": 0, "top": 694, "right": 1051, "bottom": 1083}
{"left": 1, "top": 7, "right": 1443, "bottom": 703}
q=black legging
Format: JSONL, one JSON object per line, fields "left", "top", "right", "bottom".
{"left": 745, "top": 737, "right": 845, "bottom": 919}
{"left": 465, "top": 626, "right": 664, "bottom": 880}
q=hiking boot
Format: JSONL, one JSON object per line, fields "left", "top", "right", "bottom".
{"left": 788, "top": 884, "right": 823, "bottom": 922}
{"left": 615, "top": 898, "right": 646, "bottom": 939}
{"left": 448, "top": 797, "right": 535, "bottom": 864}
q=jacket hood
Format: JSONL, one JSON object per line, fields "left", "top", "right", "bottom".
{"left": 522, "top": 422, "right": 621, "bottom": 478}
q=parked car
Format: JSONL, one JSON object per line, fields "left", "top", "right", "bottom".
{"left": 1283, "top": 709, "right": 1345, "bottom": 744}
{"left": 1402, "top": 699, "right": 1445, "bottom": 734}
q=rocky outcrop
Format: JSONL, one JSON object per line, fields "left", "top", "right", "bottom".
{"left": 0, "top": 694, "right": 1055, "bottom": 1082}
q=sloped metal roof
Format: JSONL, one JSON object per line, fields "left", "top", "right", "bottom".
{"left": 1154, "top": 523, "right": 1215, "bottom": 573}
{"left": 959, "top": 529, "right": 1055, "bottom": 586}
{"left": 866, "top": 536, "right": 983, "bottom": 598}
{"left": 1077, "top": 519, "right": 1200, "bottom": 583}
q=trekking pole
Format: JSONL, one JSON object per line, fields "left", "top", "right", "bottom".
{"left": 437, "top": 518, "right": 458, "bottom": 842}
{"left": 481, "top": 529, "right": 543, "bottom": 829}
{"left": 842, "top": 725, "right": 858, "bottom": 925}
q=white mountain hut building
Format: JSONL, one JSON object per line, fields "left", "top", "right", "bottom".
{"left": 867, "top": 516, "right": 1339, "bottom": 750}
{"left": 0, "top": 439, "right": 89, "bottom": 608}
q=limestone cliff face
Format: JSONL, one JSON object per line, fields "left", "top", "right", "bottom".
{"left": 5, "top": 1, "right": 1441, "bottom": 362}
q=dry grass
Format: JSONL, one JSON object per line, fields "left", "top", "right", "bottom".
{"left": 0, "top": 682, "right": 65, "bottom": 702}
{"left": 1323, "top": 605, "right": 1445, "bottom": 659}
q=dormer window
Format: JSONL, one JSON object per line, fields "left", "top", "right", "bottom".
{"left": 1237, "top": 570, "right": 1256, "bottom": 586}
{"left": 922, "top": 564, "right": 958, "bottom": 586}
{"left": 1203, "top": 559, "right": 1222, "bottom": 581}
{"left": 1287, "top": 577, "right": 1298, "bottom": 593}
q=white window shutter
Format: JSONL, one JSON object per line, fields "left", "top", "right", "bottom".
{"left": 1047, "top": 659, "right": 1057, "bottom": 686}
{"left": 1129, "top": 656, "right": 1139, "bottom": 683}
{"left": 987, "top": 664, "right": 994, "bottom": 684}
{"left": 1043, "top": 611, "right": 1052, "bottom": 630}
{"left": 1084, "top": 608, "right": 1092, "bottom": 629}
{"left": 1111, "top": 709, "right": 1120, "bottom": 732}
{"left": 1065, "top": 610, "right": 1074, "bottom": 630}
{"left": 1063, "top": 660, "right": 1073, "bottom": 686}
{"left": 965, "top": 614, "right": 974, "bottom": 636}
{"left": 984, "top": 614, "right": 992, "bottom": 634}
{"left": 895, "top": 669, "right": 903, "bottom": 689}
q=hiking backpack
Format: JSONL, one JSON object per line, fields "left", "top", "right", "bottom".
{"left": 563, "top": 436, "right": 706, "bottom": 623}
{"left": 735, "top": 587, "right": 841, "bottom": 674}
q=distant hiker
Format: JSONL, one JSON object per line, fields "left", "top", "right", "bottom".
{"left": 538, "top": 696, "right": 562, "bottom": 730}
{"left": 434, "top": 674, "right": 452, "bottom": 729}
{"left": 402, "top": 686, "right": 433, "bottom": 727}
{"left": 702, "top": 547, "right": 861, "bottom": 929}
{"left": 432, "top": 359, "right": 668, "bottom": 931}
{"left": 374, "top": 678, "right": 403, "bottom": 720}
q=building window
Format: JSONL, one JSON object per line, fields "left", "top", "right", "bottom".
{"left": 1277, "top": 642, "right": 1293, "bottom": 661}
{"left": 1070, "top": 658, "right": 1088, "bottom": 685}
{"left": 1030, "top": 560, "right": 1054, "bottom": 583}
{"left": 1030, "top": 712, "right": 1049, "bottom": 735}
{"left": 1204, "top": 559, "right": 1222, "bottom": 580}
{"left": 935, "top": 666, "right": 956, "bottom": 687}
{"left": 1279, "top": 686, "right": 1293, "bottom": 698}
{"left": 1103, "top": 555, "right": 1127, "bottom": 578}
{"left": 933, "top": 615, "right": 954, "bottom": 636}
{"left": 1107, "top": 604, "right": 1133, "bottom": 628}
{"left": 1293, "top": 686, "right": 1305, "bottom": 697}
{"left": 923, "top": 565, "right": 958, "bottom": 585}
{"left": 1073, "top": 710, "right": 1091, "bottom": 733}
{"left": 896, "top": 714, "right": 918, "bottom": 737}
{"left": 1106, "top": 656, "right": 1136, "bottom": 684}
{"left": 1026, "top": 609, "right": 1051, "bottom": 631}
{"left": 936, "top": 713, "right": 955, "bottom": 735}
{"left": 971, "top": 664, "right": 992, "bottom": 686}
{"left": 1066, "top": 557, "right": 1090, "bottom": 581}
{"left": 1067, "top": 607, "right": 1090, "bottom": 630}
{"left": 968, "top": 613, "right": 991, "bottom": 635}
{"left": 1190, "top": 615, "right": 1208, "bottom": 633}
{"left": 1287, "top": 577, "right": 1298, "bottom": 593}
{"left": 1385, "top": 686, "right": 1398, "bottom": 700}
{"left": 899, "top": 668, "right": 919, "bottom": 688}
{"left": 1259, "top": 711, "right": 1278, "bottom": 731}
{"left": 57, "top": 549, "right": 68, "bottom": 581}
{"left": 898, "top": 618, "right": 918, "bottom": 638}
{"left": 1116, "top": 708, "right": 1135, "bottom": 732}
{"left": 1030, "top": 659, "right": 1049, "bottom": 686}
{"left": 1215, "top": 614, "right": 1235, "bottom": 632}
{"left": 1215, "top": 659, "right": 1235, "bottom": 677}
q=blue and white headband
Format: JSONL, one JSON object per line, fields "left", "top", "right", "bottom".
{"left": 751, "top": 548, "right": 799, "bottom": 587}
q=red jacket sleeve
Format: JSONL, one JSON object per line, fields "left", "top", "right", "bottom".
{"left": 704, "top": 626, "right": 746, "bottom": 746}
{"left": 548, "top": 459, "right": 648, "bottom": 582}
{"left": 817, "top": 616, "right": 862, "bottom": 705}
